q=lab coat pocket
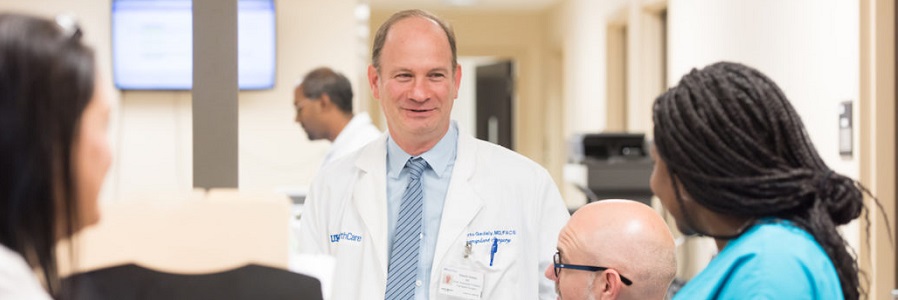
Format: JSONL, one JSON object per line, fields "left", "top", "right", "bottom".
{"left": 468, "top": 237, "right": 517, "bottom": 271}
{"left": 456, "top": 236, "right": 519, "bottom": 299}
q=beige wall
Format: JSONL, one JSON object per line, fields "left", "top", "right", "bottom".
{"left": 549, "top": 0, "right": 629, "bottom": 208}
{"left": 238, "top": 0, "right": 363, "bottom": 192}
{"left": 0, "top": 0, "right": 114, "bottom": 79}
{"left": 625, "top": 0, "right": 666, "bottom": 134}
{"left": 0, "top": 0, "right": 365, "bottom": 200}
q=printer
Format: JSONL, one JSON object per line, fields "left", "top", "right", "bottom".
{"left": 568, "top": 133, "right": 654, "bottom": 205}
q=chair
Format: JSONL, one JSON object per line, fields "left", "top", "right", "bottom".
{"left": 59, "top": 189, "right": 322, "bottom": 300}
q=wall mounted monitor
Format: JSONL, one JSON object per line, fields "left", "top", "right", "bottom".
{"left": 112, "top": 0, "right": 276, "bottom": 90}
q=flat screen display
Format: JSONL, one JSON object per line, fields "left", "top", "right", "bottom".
{"left": 112, "top": 0, "right": 276, "bottom": 90}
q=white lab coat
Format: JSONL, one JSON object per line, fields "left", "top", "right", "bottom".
{"left": 298, "top": 132, "right": 569, "bottom": 300}
{"left": 321, "top": 112, "right": 381, "bottom": 168}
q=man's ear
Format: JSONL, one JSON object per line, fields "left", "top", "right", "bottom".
{"left": 597, "top": 270, "right": 623, "bottom": 299}
{"left": 367, "top": 64, "right": 381, "bottom": 100}
{"left": 451, "top": 64, "right": 462, "bottom": 99}
{"left": 319, "top": 93, "right": 332, "bottom": 110}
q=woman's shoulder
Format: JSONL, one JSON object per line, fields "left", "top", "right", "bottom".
{"left": 0, "top": 245, "right": 53, "bottom": 300}
{"left": 707, "top": 219, "right": 842, "bottom": 299}
{"left": 728, "top": 219, "right": 827, "bottom": 259}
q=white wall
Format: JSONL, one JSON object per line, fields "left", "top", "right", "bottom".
{"left": 667, "top": 0, "right": 861, "bottom": 276}
{"left": 119, "top": 0, "right": 365, "bottom": 198}
{"left": 0, "top": 0, "right": 364, "bottom": 201}
{"left": 238, "top": 0, "right": 363, "bottom": 192}
{"left": 556, "top": 0, "right": 621, "bottom": 136}
{"left": 551, "top": 0, "right": 628, "bottom": 207}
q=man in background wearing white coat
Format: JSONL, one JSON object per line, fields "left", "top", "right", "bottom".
{"left": 297, "top": 9, "right": 570, "bottom": 300}
{"left": 294, "top": 67, "right": 381, "bottom": 168}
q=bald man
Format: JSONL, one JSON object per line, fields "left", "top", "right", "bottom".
{"left": 545, "top": 200, "right": 676, "bottom": 300}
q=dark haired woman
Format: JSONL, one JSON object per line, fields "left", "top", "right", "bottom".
{"left": 651, "top": 61, "right": 869, "bottom": 299}
{"left": 0, "top": 13, "right": 112, "bottom": 298}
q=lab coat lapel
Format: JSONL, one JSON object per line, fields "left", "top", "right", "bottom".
{"left": 353, "top": 134, "right": 390, "bottom": 276}
{"left": 432, "top": 133, "right": 483, "bottom": 272}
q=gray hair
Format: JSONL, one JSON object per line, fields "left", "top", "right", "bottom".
{"left": 298, "top": 67, "right": 353, "bottom": 114}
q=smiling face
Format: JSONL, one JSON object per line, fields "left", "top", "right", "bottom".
{"left": 367, "top": 16, "right": 461, "bottom": 154}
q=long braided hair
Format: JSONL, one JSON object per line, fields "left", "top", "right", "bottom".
{"left": 652, "top": 61, "right": 882, "bottom": 300}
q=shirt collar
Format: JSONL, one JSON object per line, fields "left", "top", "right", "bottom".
{"left": 387, "top": 122, "right": 458, "bottom": 179}
{"left": 332, "top": 112, "right": 372, "bottom": 147}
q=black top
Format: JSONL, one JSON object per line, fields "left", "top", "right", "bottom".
{"left": 62, "top": 264, "right": 322, "bottom": 300}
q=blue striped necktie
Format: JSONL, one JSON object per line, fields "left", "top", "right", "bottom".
{"left": 385, "top": 157, "right": 427, "bottom": 300}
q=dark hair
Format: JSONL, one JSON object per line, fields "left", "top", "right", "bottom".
{"left": 371, "top": 9, "right": 457, "bottom": 73}
{"left": 0, "top": 13, "right": 95, "bottom": 296}
{"left": 299, "top": 67, "right": 353, "bottom": 114}
{"left": 652, "top": 61, "right": 883, "bottom": 300}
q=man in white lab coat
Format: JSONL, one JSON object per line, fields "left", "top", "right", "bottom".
{"left": 294, "top": 67, "right": 381, "bottom": 168}
{"left": 297, "top": 9, "right": 570, "bottom": 300}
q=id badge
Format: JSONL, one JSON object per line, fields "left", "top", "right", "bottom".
{"left": 437, "top": 266, "right": 484, "bottom": 300}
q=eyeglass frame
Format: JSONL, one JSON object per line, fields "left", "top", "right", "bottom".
{"left": 553, "top": 251, "right": 633, "bottom": 286}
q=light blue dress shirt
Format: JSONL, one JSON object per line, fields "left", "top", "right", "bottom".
{"left": 673, "top": 218, "right": 843, "bottom": 299}
{"left": 386, "top": 122, "right": 458, "bottom": 300}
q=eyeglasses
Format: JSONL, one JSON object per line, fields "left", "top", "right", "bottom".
{"left": 553, "top": 251, "right": 633, "bottom": 286}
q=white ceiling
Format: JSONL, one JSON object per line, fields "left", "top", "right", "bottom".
{"left": 369, "top": 0, "right": 560, "bottom": 12}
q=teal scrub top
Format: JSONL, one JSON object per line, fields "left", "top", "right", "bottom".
{"left": 673, "top": 219, "right": 843, "bottom": 300}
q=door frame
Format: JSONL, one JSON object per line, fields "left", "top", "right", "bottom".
{"left": 859, "top": 0, "right": 896, "bottom": 298}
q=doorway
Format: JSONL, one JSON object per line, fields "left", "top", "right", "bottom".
{"left": 476, "top": 61, "right": 515, "bottom": 150}
{"left": 606, "top": 20, "right": 628, "bottom": 132}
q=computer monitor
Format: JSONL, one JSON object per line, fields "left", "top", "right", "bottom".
{"left": 111, "top": 0, "right": 276, "bottom": 90}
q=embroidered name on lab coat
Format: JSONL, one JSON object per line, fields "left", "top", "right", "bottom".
{"left": 465, "top": 230, "right": 516, "bottom": 245}
{"left": 330, "top": 232, "right": 363, "bottom": 243}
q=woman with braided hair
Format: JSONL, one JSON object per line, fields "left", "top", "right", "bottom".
{"left": 650, "top": 61, "right": 879, "bottom": 299}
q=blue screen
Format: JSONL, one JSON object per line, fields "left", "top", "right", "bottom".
{"left": 112, "top": 0, "right": 276, "bottom": 90}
